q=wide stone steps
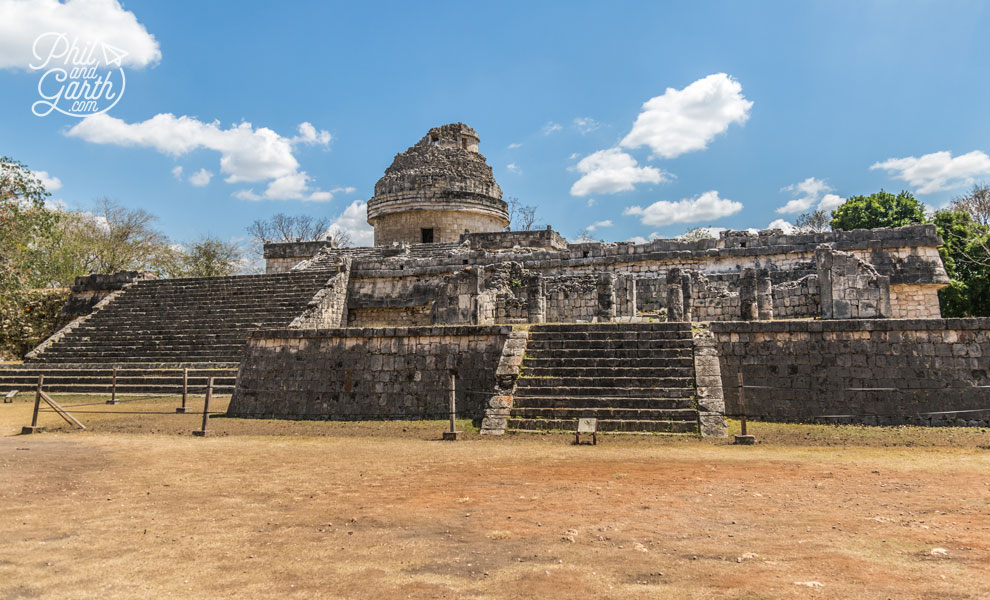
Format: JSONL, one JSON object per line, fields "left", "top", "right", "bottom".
{"left": 507, "top": 323, "right": 700, "bottom": 436}
{"left": 507, "top": 418, "right": 698, "bottom": 434}
{"left": 512, "top": 407, "right": 697, "bottom": 420}
{"left": 29, "top": 270, "right": 331, "bottom": 365}
{"left": 524, "top": 348, "right": 693, "bottom": 359}
{"left": 510, "top": 396, "right": 695, "bottom": 409}
{"left": 516, "top": 376, "right": 694, "bottom": 389}
{"left": 522, "top": 366, "right": 692, "bottom": 379}
{"left": 521, "top": 357, "right": 694, "bottom": 369}
{"left": 525, "top": 339, "right": 694, "bottom": 351}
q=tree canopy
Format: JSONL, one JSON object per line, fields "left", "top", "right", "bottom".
{"left": 830, "top": 190, "right": 927, "bottom": 231}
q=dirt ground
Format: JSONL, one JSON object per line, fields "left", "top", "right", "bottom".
{"left": 1, "top": 395, "right": 989, "bottom": 599}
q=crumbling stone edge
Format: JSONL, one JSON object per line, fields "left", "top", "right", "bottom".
{"left": 480, "top": 328, "right": 530, "bottom": 434}
{"left": 25, "top": 282, "right": 139, "bottom": 361}
{"left": 691, "top": 323, "right": 728, "bottom": 438}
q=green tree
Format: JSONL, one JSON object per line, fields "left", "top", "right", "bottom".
{"left": 179, "top": 236, "right": 242, "bottom": 278}
{"left": 933, "top": 209, "right": 990, "bottom": 317}
{"left": 0, "top": 157, "right": 61, "bottom": 291}
{"left": 830, "top": 190, "right": 927, "bottom": 231}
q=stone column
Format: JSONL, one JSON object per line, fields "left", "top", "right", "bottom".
{"left": 665, "top": 268, "right": 685, "bottom": 322}
{"left": 739, "top": 268, "right": 758, "bottom": 321}
{"left": 681, "top": 270, "right": 693, "bottom": 323}
{"left": 756, "top": 268, "right": 774, "bottom": 321}
{"left": 595, "top": 273, "right": 617, "bottom": 322}
{"left": 526, "top": 274, "right": 546, "bottom": 323}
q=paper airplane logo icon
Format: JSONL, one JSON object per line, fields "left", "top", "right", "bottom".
{"left": 101, "top": 42, "right": 128, "bottom": 67}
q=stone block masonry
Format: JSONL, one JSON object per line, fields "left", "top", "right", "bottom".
{"left": 711, "top": 319, "right": 990, "bottom": 426}
{"left": 226, "top": 326, "right": 513, "bottom": 420}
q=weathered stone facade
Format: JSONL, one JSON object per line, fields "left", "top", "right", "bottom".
{"left": 711, "top": 319, "right": 990, "bottom": 426}
{"left": 226, "top": 326, "right": 512, "bottom": 420}
{"left": 269, "top": 222, "right": 950, "bottom": 327}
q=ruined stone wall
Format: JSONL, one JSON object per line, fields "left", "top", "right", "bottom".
{"left": 544, "top": 274, "right": 615, "bottom": 323}
{"left": 372, "top": 209, "right": 508, "bottom": 246}
{"left": 264, "top": 241, "right": 334, "bottom": 274}
{"left": 461, "top": 228, "right": 568, "bottom": 251}
{"left": 689, "top": 273, "right": 740, "bottom": 321}
{"left": 711, "top": 319, "right": 990, "bottom": 426}
{"left": 347, "top": 306, "right": 432, "bottom": 327}
{"left": 226, "top": 326, "right": 512, "bottom": 420}
{"left": 890, "top": 284, "right": 943, "bottom": 319}
{"left": 817, "top": 246, "right": 891, "bottom": 319}
{"left": 289, "top": 261, "right": 350, "bottom": 329}
{"left": 772, "top": 275, "right": 820, "bottom": 319}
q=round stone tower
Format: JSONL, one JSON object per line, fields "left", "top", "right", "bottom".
{"left": 367, "top": 123, "right": 509, "bottom": 245}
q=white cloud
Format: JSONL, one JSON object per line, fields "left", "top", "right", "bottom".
{"left": 586, "top": 198, "right": 596, "bottom": 207}
{"left": 507, "top": 142, "right": 522, "bottom": 150}
{"left": 777, "top": 177, "right": 834, "bottom": 214}
{"left": 620, "top": 73, "right": 753, "bottom": 159}
{"left": 542, "top": 122, "right": 563, "bottom": 135}
{"left": 766, "top": 218, "right": 797, "bottom": 234}
{"left": 171, "top": 165, "right": 183, "bottom": 180}
{"left": 870, "top": 150, "right": 990, "bottom": 194}
{"left": 568, "top": 152, "right": 581, "bottom": 160}
{"left": 818, "top": 193, "right": 844, "bottom": 211}
{"left": 33, "top": 169, "right": 62, "bottom": 191}
{"left": 624, "top": 190, "right": 742, "bottom": 226}
{"left": 326, "top": 200, "right": 374, "bottom": 246}
{"left": 573, "top": 117, "right": 602, "bottom": 134}
{"left": 308, "top": 191, "right": 333, "bottom": 202}
{"left": 291, "top": 122, "right": 332, "bottom": 146}
{"left": 188, "top": 168, "right": 212, "bottom": 187}
{"left": 507, "top": 162, "right": 522, "bottom": 174}
{"left": 0, "top": 0, "right": 161, "bottom": 70}
{"left": 587, "top": 219, "right": 613, "bottom": 231}
{"left": 570, "top": 148, "right": 666, "bottom": 196}
{"left": 66, "top": 113, "right": 338, "bottom": 200}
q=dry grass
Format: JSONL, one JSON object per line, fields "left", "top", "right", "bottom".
{"left": 1, "top": 394, "right": 989, "bottom": 599}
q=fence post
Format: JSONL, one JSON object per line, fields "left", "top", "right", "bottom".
{"left": 176, "top": 368, "right": 189, "bottom": 413}
{"left": 442, "top": 370, "right": 459, "bottom": 441}
{"left": 21, "top": 375, "right": 46, "bottom": 434}
{"left": 193, "top": 377, "right": 213, "bottom": 437}
{"left": 106, "top": 367, "right": 118, "bottom": 405}
{"left": 734, "top": 371, "right": 756, "bottom": 445}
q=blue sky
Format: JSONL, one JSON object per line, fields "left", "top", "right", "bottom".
{"left": 2, "top": 0, "right": 989, "bottom": 249}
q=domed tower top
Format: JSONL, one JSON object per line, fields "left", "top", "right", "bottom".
{"left": 367, "top": 123, "right": 509, "bottom": 246}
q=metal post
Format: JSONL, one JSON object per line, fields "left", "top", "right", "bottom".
{"left": 21, "top": 375, "right": 45, "bottom": 434}
{"left": 734, "top": 371, "right": 755, "bottom": 445}
{"left": 442, "top": 371, "right": 459, "bottom": 440}
{"left": 106, "top": 367, "right": 118, "bottom": 404}
{"left": 176, "top": 368, "right": 188, "bottom": 413}
{"left": 193, "top": 377, "right": 213, "bottom": 437}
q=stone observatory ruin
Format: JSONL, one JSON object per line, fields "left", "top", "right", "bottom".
{"left": 5, "top": 122, "right": 988, "bottom": 435}
{"left": 366, "top": 123, "right": 509, "bottom": 246}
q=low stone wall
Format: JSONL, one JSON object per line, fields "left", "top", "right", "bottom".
{"left": 711, "top": 319, "right": 990, "bottom": 426}
{"left": 264, "top": 241, "right": 334, "bottom": 274}
{"left": 226, "top": 326, "right": 512, "bottom": 420}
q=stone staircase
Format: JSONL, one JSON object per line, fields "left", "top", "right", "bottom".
{"left": 0, "top": 271, "right": 335, "bottom": 395}
{"left": 26, "top": 270, "right": 335, "bottom": 364}
{"left": 507, "top": 323, "right": 700, "bottom": 435}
